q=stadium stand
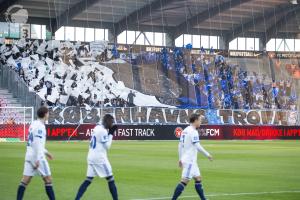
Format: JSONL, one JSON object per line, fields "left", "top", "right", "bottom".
{"left": 0, "top": 39, "right": 299, "bottom": 111}
{"left": 0, "top": 88, "right": 33, "bottom": 124}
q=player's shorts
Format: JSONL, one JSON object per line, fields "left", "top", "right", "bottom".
{"left": 23, "top": 160, "right": 51, "bottom": 177}
{"left": 181, "top": 162, "right": 200, "bottom": 180}
{"left": 87, "top": 162, "right": 113, "bottom": 178}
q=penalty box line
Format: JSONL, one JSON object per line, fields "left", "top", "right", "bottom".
{"left": 130, "top": 190, "right": 300, "bottom": 200}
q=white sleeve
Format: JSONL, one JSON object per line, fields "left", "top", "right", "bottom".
{"left": 96, "top": 126, "right": 113, "bottom": 150}
{"left": 191, "top": 131, "right": 200, "bottom": 144}
{"left": 194, "top": 142, "right": 211, "bottom": 157}
{"left": 102, "top": 134, "right": 113, "bottom": 150}
{"left": 32, "top": 129, "right": 44, "bottom": 161}
{"left": 178, "top": 142, "right": 183, "bottom": 160}
{"left": 43, "top": 127, "right": 48, "bottom": 155}
{"left": 44, "top": 148, "right": 49, "bottom": 154}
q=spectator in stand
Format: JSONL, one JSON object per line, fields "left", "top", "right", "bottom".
{"left": 127, "top": 90, "right": 136, "bottom": 107}
{"left": 6, "top": 117, "right": 16, "bottom": 125}
{"left": 104, "top": 98, "right": 112, "bottom": 107}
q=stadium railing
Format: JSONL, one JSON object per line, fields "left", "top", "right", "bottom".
{"left": 0, "top": 64, "right": 43, "bottom": 117}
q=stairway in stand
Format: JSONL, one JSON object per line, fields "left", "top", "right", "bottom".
{"left": 0, "top": 87, "right": 32, "bottom": 124}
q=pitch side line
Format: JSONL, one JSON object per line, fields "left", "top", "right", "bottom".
{"left": 130, "top": 190, "right": 300, "bottom": 200}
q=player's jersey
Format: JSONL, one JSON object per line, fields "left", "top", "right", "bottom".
{"left": 179, "top": 125, "right": 200, "bottom": 163}
{"left": 25, "top": 120, "right": 47, "bottom": 162}
{"left": 87, "top": 125, "right": 113, "bottom": 164}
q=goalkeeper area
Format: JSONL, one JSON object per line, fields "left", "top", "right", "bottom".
{"left": 0, "top": 140, "right": 299, "bottom": 200}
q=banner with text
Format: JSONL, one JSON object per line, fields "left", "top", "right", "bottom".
{"left": 45, "top": 124, "right": 300, "bottom": 140}
{"left": 1, "top": 124, "right": 300, "bottom": 140}
{"left": 49, "top": 107, "right": 298, "bottom": 126}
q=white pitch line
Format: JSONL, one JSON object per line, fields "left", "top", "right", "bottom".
{"left": 130, "top": 190, "right": 300, "bottom": 200}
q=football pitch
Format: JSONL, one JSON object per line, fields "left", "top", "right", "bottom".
{"left": 0, "top": 140, "right": 300, "bottom": 200}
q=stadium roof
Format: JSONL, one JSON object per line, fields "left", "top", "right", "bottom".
{"left": 0, "top": 0, "right": 299, "bottom": 41}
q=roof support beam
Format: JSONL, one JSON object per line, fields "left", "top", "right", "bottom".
{"left": 225, "top": 4, "right": 292, "bottom": 42}
{"left": 173, "top": 0, "right": 253, "bottom": 38}
{"left": 114, "top": 0, "right": 177, "bottom": 36}
{"left": 61, "top": 20, "right": 114, "bottom": 30}
{"left": 55, "top": 0, "right": 100, "bottom": 30}
{"left": 266, "top": 5, "right": 300, "bottom": 41}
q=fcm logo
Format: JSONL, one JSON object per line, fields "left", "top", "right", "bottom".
{"left": 174, "top": 127, "right": 183, "bottom": 138}
{"left": 199, "top": 129, "right": 220, "bottom": 137}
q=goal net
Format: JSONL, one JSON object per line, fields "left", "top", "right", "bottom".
{"left": 0, "top": 107, "right": 34, "bottom": 142}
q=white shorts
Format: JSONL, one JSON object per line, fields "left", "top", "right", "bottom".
{"left": 23, "top": 160, "right": 51, "bottom": 177}
{"left": 87, "top": 162, "right": 113, "bottom": 178}
{"left": 181, "top": 162, "right": 200, "bottom": 180}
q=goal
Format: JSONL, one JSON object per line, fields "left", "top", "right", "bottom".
{"left": 0, "top": 107, "right": 34, "bottom": 142}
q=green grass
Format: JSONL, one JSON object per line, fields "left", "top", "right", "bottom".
{"left": 0, "top": 140, "right": 300, "bottom": 200}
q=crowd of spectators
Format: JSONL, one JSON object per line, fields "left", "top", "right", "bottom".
{"left": 0, "top": 39, "right": 135, "bottom": 108}
{"left": 0, "top": 38, "right": 297, "bottom": 111}
{"left": 180, "top": 52, "right": 297, "bottom": 110}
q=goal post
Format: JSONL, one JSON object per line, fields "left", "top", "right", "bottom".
{"left": 0, "top": 107, "right": 34, "bottom": 142}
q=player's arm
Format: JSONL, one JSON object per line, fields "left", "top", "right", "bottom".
{"left": 178, "top": 141, "right": 183, "bottom": 161}
{"left": 101, "top": 134, "right": 113, "bottom": 150}
{"left": 192, "top": 133, "right": 213, "bottom": 161}
{"left": 44, "top": 149, "right": 54, "bottom": 160}
{"left": 31, "top": 130, "right": 45, "bottom": 168}
{"left": 42, "top": 127, "right": 54, "bottom": 160}
{"left": 178, "top": 133, "right": 185, "bottom": 160}
{"left": 103, "top": 125, "right": 117, "bottom": 149}
{"left": 195, "top": 142, "right": 212, "bottom": 160}
{"left": 98, "top": 125, "right": 116, "bottom": 150}
{"left": 178, "top": 141, "right": 183, "bottom": 168}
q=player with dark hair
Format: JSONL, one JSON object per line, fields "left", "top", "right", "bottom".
{"left": 16, "top": 106, "right": 55, "bottom": 200}
{"left": 171, "top": 113, "right": 213, "bottom": 200}
{"left": 75, "top": 114, "right": 118, "bottom": 200}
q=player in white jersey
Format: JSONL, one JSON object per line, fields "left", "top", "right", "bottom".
{"left": 171, "top": 113, "right": 213, "bottom": 200}
{"left": 16, "top": 107, "right": 55, "bottom": 200}
{"left": 75, "top": 114, "right": 118, "bottom": 200}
